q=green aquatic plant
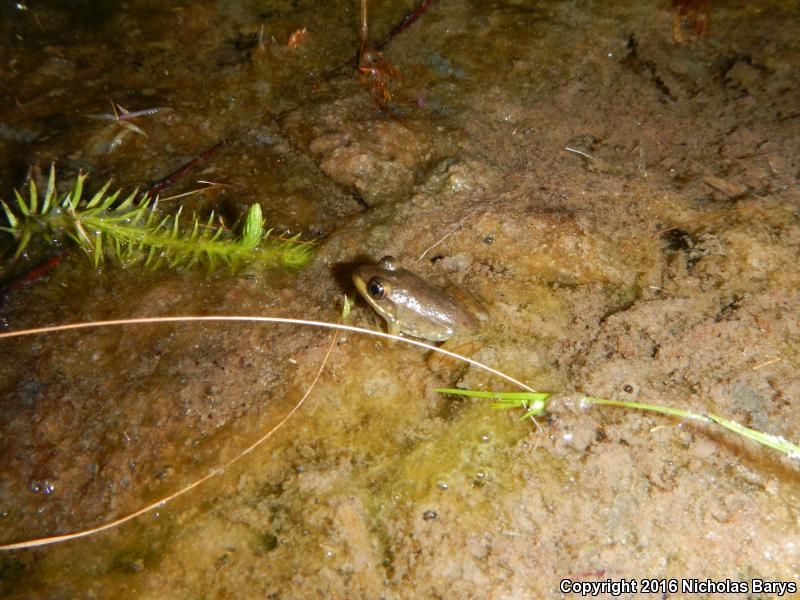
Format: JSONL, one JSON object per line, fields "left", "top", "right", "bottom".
{"left": 435, "top": 388, "right": 800, "bottom": 460}
{"left": 0, "top": 168, "right": 314, "bottom": 270}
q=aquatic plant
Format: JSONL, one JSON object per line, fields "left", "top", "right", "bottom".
{"left": 435, "top": 388, "right": 800, "bottom": 460}
{"left": 0, "top": 167, "right": 314, "bottom": 270}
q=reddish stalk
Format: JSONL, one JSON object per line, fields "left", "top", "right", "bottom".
{"left": 375, "top": 0, "right": 438, "bottom": 51}
{"left": 0, "top": 251, "right": 70, "bottom": 297}
{"left": 347, "top": 0, "right": 439, "bottom": 67}
{"left": 147, "top": 139, "right": 227, "bottom": 196}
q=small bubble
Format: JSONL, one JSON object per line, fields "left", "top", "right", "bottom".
{"left": 436, "top": 481, "right": 449, "bottom": 491}
{"left": 29, "top": 479, "right": 55, "bottom": 495}
{"left": 562, "top": 432, "right": 573, "bottom": 442}
{"left": 479, "top": 433, "right": 491, "bottom": 443}
{"left": 422, "top": 510, "right": 437, "bottom": 521}
{"left": 475, "top": 469, "right": 487, "bottom": 480}
{"left": 324, "top": 549, "right": 335, "bottom": 559}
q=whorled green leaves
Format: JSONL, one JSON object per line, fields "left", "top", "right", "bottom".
{"left": 0, "top": 167, "right": 314, "bottom": 270}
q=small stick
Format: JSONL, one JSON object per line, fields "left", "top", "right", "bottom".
{"left": 374, "top": 0, "right": 438, "bottom": 51}
{"left": 147, "top": 140, "right": 227, "bottom": 196}
{"left": 0, "top": 252, "right": 69, "bottom": 296}
{"left": 347, "top": 0, "right": 439, "bottom": 68}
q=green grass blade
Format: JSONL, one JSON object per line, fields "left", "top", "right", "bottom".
{"left": 241, "top": 204, "right": 264, "bottom": 248}
{"left": 72, "top": 173, "right": 86, "bottom": 206}
{"left": 707, "top": 414, "right": 800, "bottom": 458}
{"left": 581, "top": 397, "right": 711, "bottom": 424}
{"left": 436, "top": 389, "right": 799, "bottom": 460}
{"left": 92, "top": 231, "right": 103, "bottom": 267}
{"left": 435, "top": 388, "right": 550, "bottom": 420}
{"left": 14, "top": 190, "right": 29, "bottom": 216}
{"left": 13, "top": 227, "right": 33, "bottom": 259}
{"left": 28, "top": 180, "right": 38, "bottom": 214}
{"left": 1, "top": 200, "right": 18, "bottom": 229}
{"left": 582, "top": 396, "right": 797, "bottom": 459}
{"left": 116, "top": 189, "right": 139, "bottom": 210}
{"left": 434, "top": 388, "right": 551, "bottom": 402}
{"left": 42, "top": 165, "right": 56, "bottom": 213}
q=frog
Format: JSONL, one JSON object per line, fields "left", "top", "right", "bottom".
{"left": 352, "top": 255, "right": 483, "bottom": 342}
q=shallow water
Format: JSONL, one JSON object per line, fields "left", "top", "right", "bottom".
{"left": 1, "top": 0, "right": 799, "bottom": 597}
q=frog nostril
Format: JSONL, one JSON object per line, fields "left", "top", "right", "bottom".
{"left": 368, "top": 278, "right": 385, "bottom": 299}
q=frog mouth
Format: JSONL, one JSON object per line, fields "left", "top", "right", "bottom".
{"left": 351, "top": 269, "right": 369, "bottom": 299}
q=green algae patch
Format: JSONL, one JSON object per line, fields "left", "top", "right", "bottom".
{"left": 374, "top": 400, "right": 536, "bottom": 510}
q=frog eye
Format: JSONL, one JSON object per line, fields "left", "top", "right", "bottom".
{"left": 379, "top": 256, "right": 398, "bottom": 271}
{"left": 367, "top": 277, "right": 385, "bottom": 300}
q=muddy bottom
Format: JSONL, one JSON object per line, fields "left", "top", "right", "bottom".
{"left": 0, "top": 0, "right": 799, "bottom": 598}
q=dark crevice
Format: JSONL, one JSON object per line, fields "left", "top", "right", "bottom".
{"left": 623, "top": 34, "right": 678, "bottom": 102}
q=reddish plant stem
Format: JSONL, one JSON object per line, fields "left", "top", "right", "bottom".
{"left": 0, "top": 251, "right": 70, "bottom": 297}
{"left": 147, "top": 139, "right": 226, "bottom": 196}
{"left": 375, "top": 0, "right": 438, "bottom": 50}
{"left": 347, "top": 0, "right": 439, "bottom": 68}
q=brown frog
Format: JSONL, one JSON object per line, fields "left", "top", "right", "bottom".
{"left": 352, "top": 256, "right": 482, "bottom": 342}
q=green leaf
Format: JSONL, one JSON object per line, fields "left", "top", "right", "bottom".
{"left": 1, "top": 200, "right": 18, "bottom": 229}
{"left": 341, "top": 294, "right": 355, "bottom": 321}
{"left": 14, "top": 190, "right": 29, "bottom": 216}
{"left": 42, "top": 165, "right": 56, "bottom": 213}
{"left": 14, "top": 227, "right": 32, "bottom": 260}
{"left": 92, "top": 231, "right": 103, "bottom": 267}
{"left": 241, "top": 204, "right": 264, "bottom": 249}
{"left": 434, "top": 388, "right": 550, "bottom": 420}
{"left": 72, "top": 173, "right": 86, "bottom": 206}
{"left": 28, "top": 179, "right": 38, "bottom": 214}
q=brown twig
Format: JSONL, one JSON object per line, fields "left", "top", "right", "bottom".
{"left": 346, "top": 0, "right": 439, "bottom": 68}
{"left": 375, "top": 0, "right": 438, "bottom": 51}
{"left": 0, "top": 251, "right": 70, "bottom": 297}
{"left": 147, "top": 140, "right": 227, "bottom": 196}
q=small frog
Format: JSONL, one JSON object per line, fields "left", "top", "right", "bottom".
{"left": 352, "top": 256, "right": 482, "bottom": 342}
